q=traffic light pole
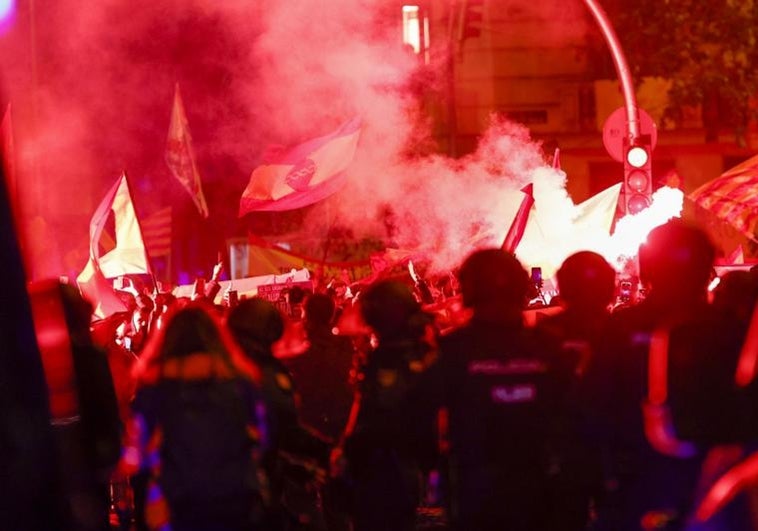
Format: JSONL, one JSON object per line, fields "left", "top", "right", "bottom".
{"left": 582, "top": 0, "right": 641, "bottom": 142}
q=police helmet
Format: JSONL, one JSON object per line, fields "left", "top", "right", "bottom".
{"left": 458, "top": 248, "right": 529, "bottom": 308}
{"left": 557, "top": 251, "right": 616, "bottom": 309}
{"left": 638, "top": 220, "right": 715, "bottom": 293}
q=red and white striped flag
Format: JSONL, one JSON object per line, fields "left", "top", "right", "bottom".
{"left": 690, "top": 154, "right": 758, "bottom": 243}
{"left": 142, "top": 206, "right": 172, "bottom": 258}
{"left": 166, "top": 84, "right": 209, "bottom": 218}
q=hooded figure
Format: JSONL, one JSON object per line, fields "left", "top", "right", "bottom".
{"left": 431, "top": 249, "right": 571, "bottom": 531}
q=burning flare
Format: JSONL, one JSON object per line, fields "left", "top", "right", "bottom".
{"left": 601, "top": 186, "right": 684, "bottom": 270}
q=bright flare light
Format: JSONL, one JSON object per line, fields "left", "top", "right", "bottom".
{"left": 601, "top": 186, "right": 684, "bottom": 270}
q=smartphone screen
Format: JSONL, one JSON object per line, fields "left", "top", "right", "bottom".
{"left": 531, "top": 267, "right": 543, "bottom": 287}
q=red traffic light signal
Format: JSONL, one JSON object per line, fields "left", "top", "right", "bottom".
{"left": 623, "top": 137, "right": 653, "bottom": 215}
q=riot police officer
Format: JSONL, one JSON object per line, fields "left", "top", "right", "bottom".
{"left": 433, "top": 248, "right": 571, "bottom": 531}
{"left": 582, "top": 220, "right": 740, "bottom": 530}
{"left": 537, "top": 251, "right": 617, "bottom": 530}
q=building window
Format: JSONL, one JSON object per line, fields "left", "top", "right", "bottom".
{"left": 503, "top": 110, "right": 549, "bottom": 125}
{"left": 402, "top": 5, "right": 430, "bottom": 64}
{"left": 402, "top": 5, "right": 421, "bottom": 54}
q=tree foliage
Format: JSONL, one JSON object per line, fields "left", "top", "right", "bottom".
{"left": 602, "top": 0, "right": 758, "bottom": 141}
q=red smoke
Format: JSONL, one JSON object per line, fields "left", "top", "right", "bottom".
{"left": 0, "top": 0, "right": 589, "bottom": 280}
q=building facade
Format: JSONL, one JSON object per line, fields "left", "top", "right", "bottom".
{"left": 400, "top": 0, "right": 757, "bottom": 253}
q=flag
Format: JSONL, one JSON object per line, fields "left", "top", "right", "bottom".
{"left": 572, "top": 182, "right": 622, "bottom": 236}
{"left": 96, "top": 175, "right": 151, "bottom": 278}
{"left": 76, "top": 259, "right": 126, "bottom": 320}
{"left": 512, "top": 182, "right": 621, "bottom": 280}
{"left": 690, "top": 154, "right": 758, "bottom": 243}
{"left": 726, "top": 245, "right": 745, "bottom": 265}
{"left": 552, "top": 147, "right": 561, "bottom": 170}
{"left": 166, "top": 84, "right": 209, "bottom": 218}
{"left": 76, "top": 173, "right": 151, "bottom": 318}
{"left": 501, "top": 183, "right": 534, "bottom": 253}
{"left": 239, "top": 116, "right": 361, "bottom": 215}
{"left": 142, "top": 206, "right": 172, "bottom": 258}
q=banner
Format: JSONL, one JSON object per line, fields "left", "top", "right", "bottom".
{"left": 230, "top": 235, "right": 372, "bottom": 282}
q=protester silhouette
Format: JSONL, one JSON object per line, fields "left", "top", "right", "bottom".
{"left": 124, "top": 303, "right": 266, "bottom": 531}
{"left": 537, "top": 250, "right": 617, "bottom": 530}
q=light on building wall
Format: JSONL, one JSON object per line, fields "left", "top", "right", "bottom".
{"left": 402, "top": 5, "right": 421, "bottom": 54}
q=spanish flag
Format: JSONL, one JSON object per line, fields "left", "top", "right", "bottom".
{"left": 239, "top": 117, "right": 361, "bottom": 215}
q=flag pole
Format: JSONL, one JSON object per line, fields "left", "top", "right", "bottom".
{"left": 122, "top": 170, "right": 158, "bottom": 294}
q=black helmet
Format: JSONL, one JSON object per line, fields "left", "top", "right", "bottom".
{"left": 458, "top": 248, "right": 529, "bottom": 308}
{"left": 638, "top": 220, "right": 715, "bottom": 294}
{"left": 557, "top": 251, "right": 616, "bottom": 309}
{"left": 227, "top": 298, "right": 285, "bottom": 347}
{"left": 360, "top": 280, "right": 429, "bottom": 340}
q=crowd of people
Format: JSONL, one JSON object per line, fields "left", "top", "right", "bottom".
{"left": 34, "top": 219, "right": 758, "bottom": 531}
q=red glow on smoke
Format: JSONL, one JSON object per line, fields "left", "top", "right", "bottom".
{"left": 0, "top": 0, "right": 605, "bottom": 281}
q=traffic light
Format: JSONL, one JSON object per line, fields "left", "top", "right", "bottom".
{"left": 623, "top": 135, "right": 653, "bottom": 215}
